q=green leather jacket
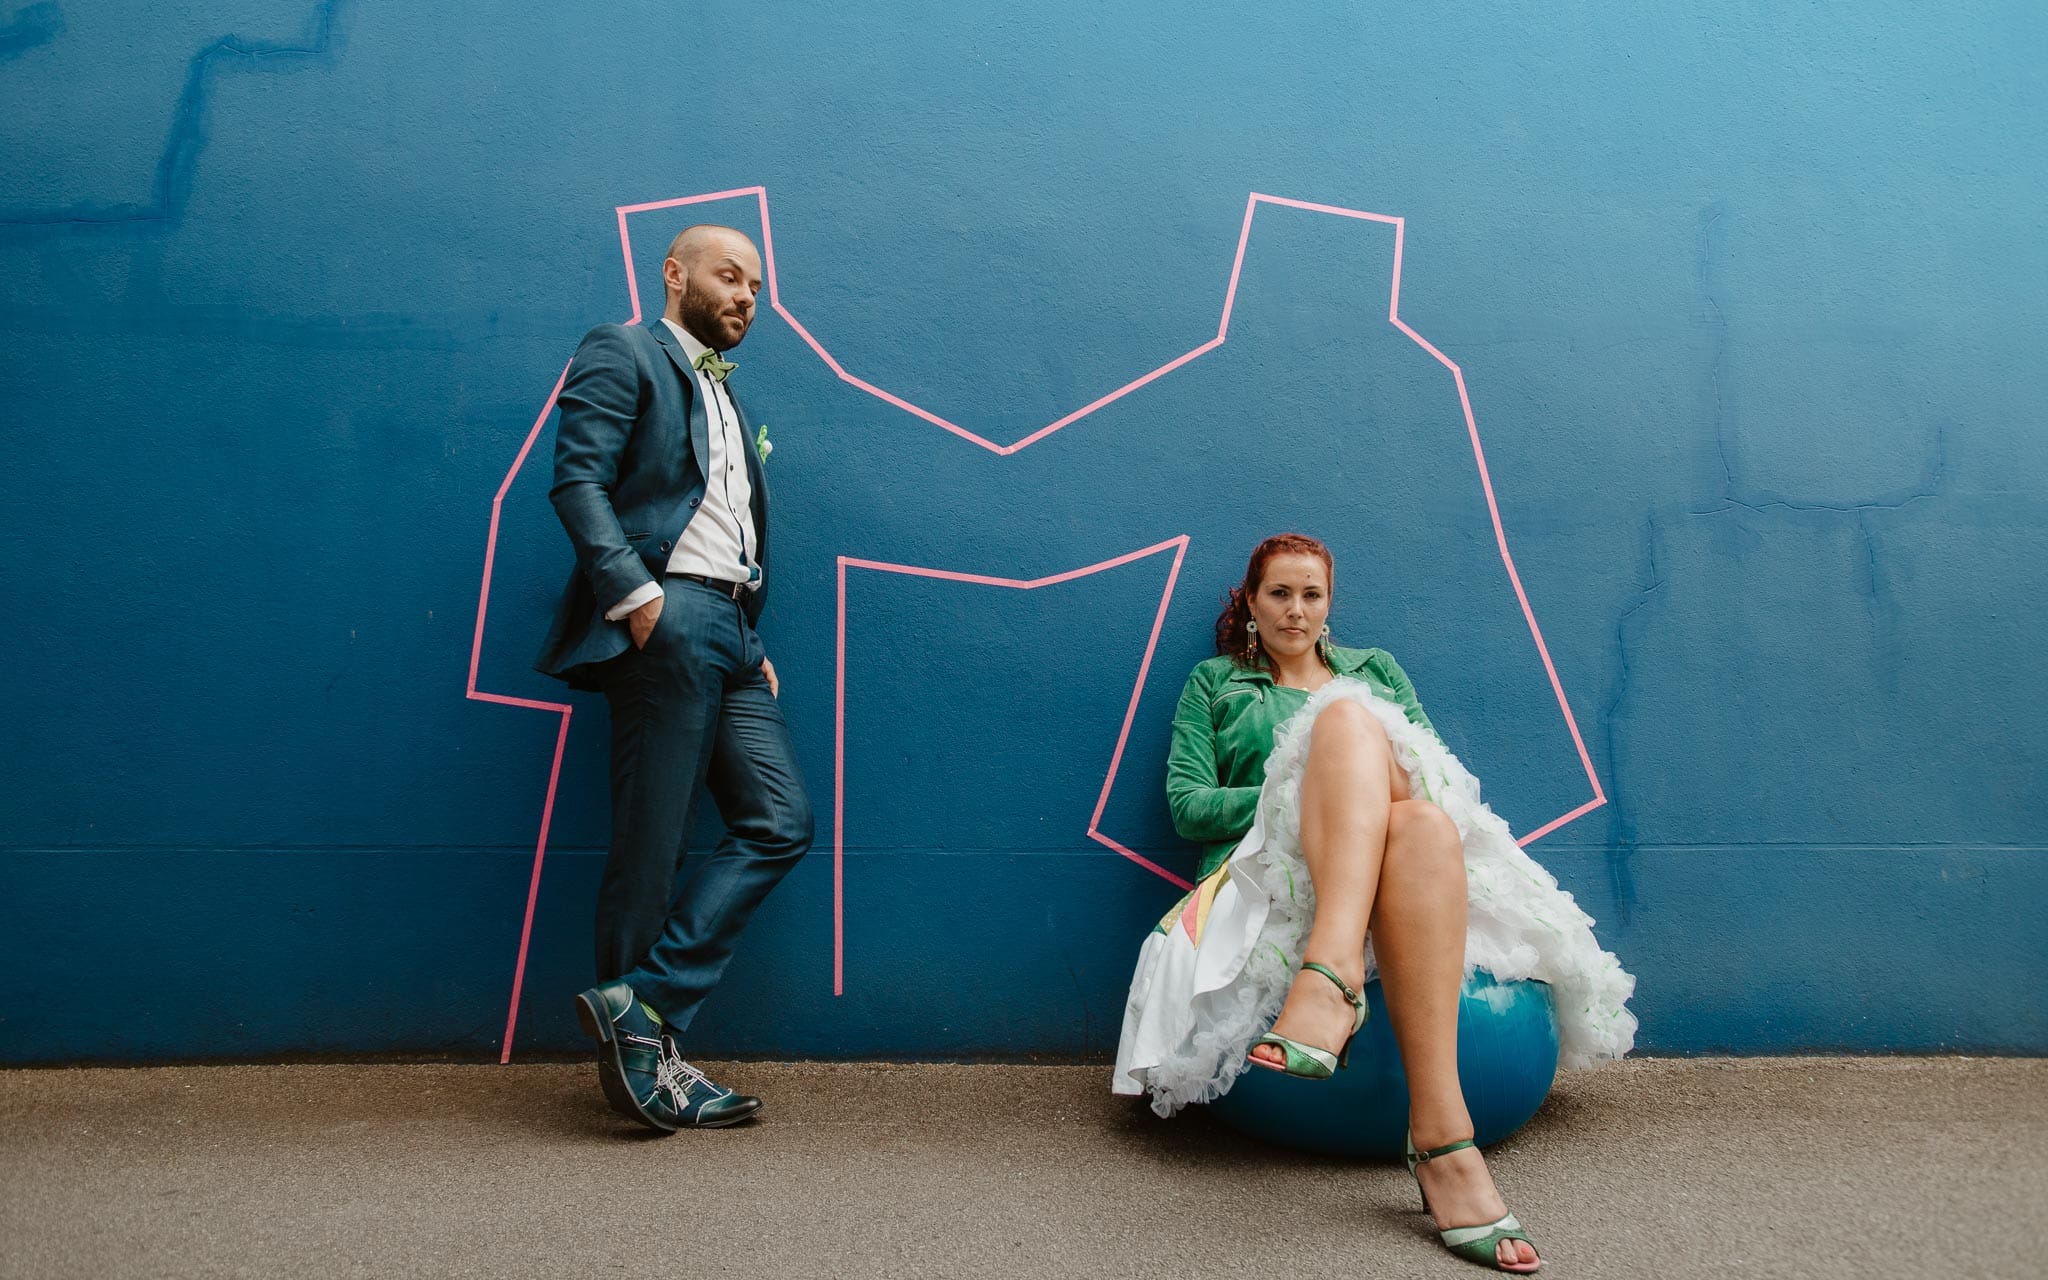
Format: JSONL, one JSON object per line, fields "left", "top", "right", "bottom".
{"left": 1166, "top": 645, "right": 1436, "bottom": 879}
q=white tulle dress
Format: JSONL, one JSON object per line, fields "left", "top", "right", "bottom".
{"left": 1112, "top": 676, "right": 1637, "bottom": 1118}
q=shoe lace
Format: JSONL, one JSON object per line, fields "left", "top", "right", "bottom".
{"left": 654, "top": 1040, "right": 718, "bottom": 1102}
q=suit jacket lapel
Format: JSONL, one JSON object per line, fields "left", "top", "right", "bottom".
{"left": 648, "top": 320, "right": 713, "bottom": 472}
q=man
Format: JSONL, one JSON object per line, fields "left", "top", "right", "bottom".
{"left": 534, "top": 224, "right": 812, "bottom": 1132}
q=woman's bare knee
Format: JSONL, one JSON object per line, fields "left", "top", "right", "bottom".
{"left": 1390, "top": 797, "right": 1457, "bottom": 844}
{"left": 1387, "top": 800, "right": 1463, "bottom": 877}
{"left": 1315, "top": 697, "right": 1376, "bottom": 730}
{"left": 1310, "top": 699, "right": 1390, "bottom": 756}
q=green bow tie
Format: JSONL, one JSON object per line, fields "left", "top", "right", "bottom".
{"left": 692, "top": 348, "right": 736, "bottom": 382}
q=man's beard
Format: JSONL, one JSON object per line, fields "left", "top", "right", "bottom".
{"left": 680, "top": 280, "right": 747, "bottom": 350}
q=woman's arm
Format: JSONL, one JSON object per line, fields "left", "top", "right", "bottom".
{"left": 1164, "top": 668, "right": 1259, "bottom": 844}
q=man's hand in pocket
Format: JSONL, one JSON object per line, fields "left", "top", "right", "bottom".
{"left": 629, "top": 595, "right": 664, "bottom": 649}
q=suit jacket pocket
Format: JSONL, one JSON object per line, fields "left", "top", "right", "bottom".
{"left": 626, "top": 531, "right": 652, "bottom": 568}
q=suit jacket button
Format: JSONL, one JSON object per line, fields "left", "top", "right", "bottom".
{"left": 659, "top": 541, "right": 672, "bottom": 553}
{"left": 689, "top": 497, "right": 701, "bottom": 508}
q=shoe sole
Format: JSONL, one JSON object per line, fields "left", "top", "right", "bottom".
{"left": 573, "top": 989, "right": 677, "bottom": 1134}
{"left": 679, "top": 1099, "right": 763, "bottom": 1129}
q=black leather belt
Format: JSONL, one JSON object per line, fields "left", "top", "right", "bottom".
{"left": 671, "top": 572, "right": 747, "bottom": 601}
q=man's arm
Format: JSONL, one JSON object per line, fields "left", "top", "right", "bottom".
{"left": 549, "top": 324, "right": 663, "bottom": 626}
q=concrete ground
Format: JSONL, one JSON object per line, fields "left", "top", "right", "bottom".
{"left": 0, "top": 1058, "right": 2041, "bottom": 1279}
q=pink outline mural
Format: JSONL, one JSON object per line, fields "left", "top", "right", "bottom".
{"left": 470, "top": 187, "right": 1605, "bottom": 1057}
{"left": 833, "top": 536, "right": 1193, "bottom": 996}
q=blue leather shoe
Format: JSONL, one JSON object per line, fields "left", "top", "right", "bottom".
{"left": 655, "top": 1032, "right": 763, "bottom": 1129}
{"left": 572, "top": 980, "right": 682, "bottom": 1132}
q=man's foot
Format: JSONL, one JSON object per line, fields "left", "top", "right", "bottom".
{"left": 1410, "top": 1134, "right": 1542, "bottom": 1272}
{"left": 1249, "top": 959, "right": 1367, "bottom": 1071}
{"left": 573, "top": 982, "right": 764, "bottom": 1131}
{"left": 574, "top": 980, "right": 682, "bottom": 1132}
{"left": 656, "top": 1031, "right": 763, "bottom": 1129}
{"left": 577, "top": 978, "right": 679, "bottom": 1130}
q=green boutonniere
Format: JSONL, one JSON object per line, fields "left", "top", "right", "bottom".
{"left": 755, "top": 423, "right": 773, "bottom": 464}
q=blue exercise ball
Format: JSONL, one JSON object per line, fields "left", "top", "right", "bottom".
{"left": 1209, "top": 970, "right": 1558, "bottom": 1158}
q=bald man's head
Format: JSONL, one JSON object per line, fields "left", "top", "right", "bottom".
{"left": 661, "top": 224, "right": 763, "bottom": 350}
{"left": 665, "top": 224, "right": 752, "bottom": 269}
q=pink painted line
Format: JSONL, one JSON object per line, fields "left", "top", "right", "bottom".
{"left": 611, "top": 188, "right": 1014, "bottom": 452}
{"left": 1076, "top": 191, "right": 1599, "bottom": 850}
{"left": 1084, "top": 536, "right": 1196, "bottom": 892}
{"left": 1388, "top": 308, "right": 1605, "bottom": 809}
{"left": 499, "top": 706, "right": 572, "bottom": 1063}
{"left": 478, "top": 184, "right": 1612, "bottom": 1048}
{"left": 468, "top": 362, "right": 570, "bottom": 698}
{"left": 1389, "top": 315, "right": 1460, "bottom": 373}
{"left": 468, "top": 691, "right": 572, "bottom": 714}
{"left": 1249, "top": 191, "right": 1405, "bottom": 226}
{"left": 1087, "top": 538, "right": 1187, "bottom": 834}
{"left": 1515, "top": 795, "right": 1608, "bottom": 849}
{"left": 835, "top": 537, "right": 1193, "bottom": 991}
{"left": 473, "top": 188, "right": 825, "bottom": 1054}
{"left": 615, "top": 186, "right": 768, "bottom": 217}
{"left": 1389, "top": 220, "right": 1406, "bottom": 320}
{"left": 615, "top": 186, "right": 769, "bottom": 326}
{"left": 1450, "top": 369, "right": 1605, "bottom": 803}
{"left": 1216, "top": 195, "right": 1259, "bottom": 341}
{"left": 465, "top": 358, "right": 581, "bottom": 1063}
{"left": 1005, "top": 338, "right": 1225, "bottom": 454}
{"left": 833, "top": 556, "right": 848, "bottom": 997}
{"left": 779, "top": 316, "right": 847, "bottom": 377}
{"left": 1088, "top": 831, "right": 1196, "bottom": 893}
{"left": 841, "top": 536, "right": 1185, "bottom": 590}
{"left": 835, "top": 371, "right": 1008, "bottom": 452}
{"left": 776, "top": 315, "right": 846, "bottom": 377}
{"left": 754, "top": 185, "right": 784, "bottom": 307}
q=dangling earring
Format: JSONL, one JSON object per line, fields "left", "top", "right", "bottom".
{"left": 1317, "top": 623, "right": 1333, "bottom": 665}
{"left": 1244, "top": 618, "right": 1260, "bottom": 661}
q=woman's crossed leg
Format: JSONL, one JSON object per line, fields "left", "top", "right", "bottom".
{"left": 1251, "top": 698, "right": 1540, "bottom": 1272}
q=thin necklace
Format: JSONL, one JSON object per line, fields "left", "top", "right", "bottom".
{"left": 1273, "top": 656, "right": 1336, "bottom": 690}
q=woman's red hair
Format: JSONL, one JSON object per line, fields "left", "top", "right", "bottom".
{"left": 1214, "top": 533, "right": 1336, "bottom": 671}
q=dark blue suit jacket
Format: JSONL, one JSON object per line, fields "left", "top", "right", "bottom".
{"left": 534, "top": 320, "right": 771, "bottom": 689}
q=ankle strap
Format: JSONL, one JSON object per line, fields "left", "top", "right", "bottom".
{"left": 1301, "top": 962, "right": 1363, "bottom": 1009}
{"left": 1413, "top": 1137, "right": 1477, "bottom": 1162}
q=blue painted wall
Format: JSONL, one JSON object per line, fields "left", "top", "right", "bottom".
{"left": 3, "top": 1, "right": 2043, "bottom": 1063}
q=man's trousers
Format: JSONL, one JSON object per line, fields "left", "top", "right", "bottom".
{"left": 594, "top": 576, "right": 813, "bottom": 1031}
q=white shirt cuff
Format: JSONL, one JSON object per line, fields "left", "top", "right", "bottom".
{"left": 605, "top": 581, "right": 663, "bottom": 622}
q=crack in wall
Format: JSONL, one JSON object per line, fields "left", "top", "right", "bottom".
{"left": 1688, "top": 420, "right": 1949, "bottom": 517}
{"left": 0, "top": 1, "right": 62, "bottom": 60}
{"left": 1679, "top": 199, "right": 1945, "bottom": 679}
{"left": 1696, "top": 200, "right": 1736, "bottom": 498}
{"left": 0, "top": 0, "right": 346, "bottom": 228}
{"left": 1688, "top": 201, "right": 1950, "bottom": 518}
{"left": 1596, "top": 511, "right": 1664, "bottom": 927}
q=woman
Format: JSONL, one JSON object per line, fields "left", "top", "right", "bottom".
{"left": 1113, "top": 533, "right": 1636, "bottom": 1273}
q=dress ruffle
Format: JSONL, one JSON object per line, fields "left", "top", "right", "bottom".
{"left": 1113, "top": 678, "right": 1636, "bottom": 1117}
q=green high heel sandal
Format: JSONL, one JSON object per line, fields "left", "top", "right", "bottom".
{"left": 1247, "top": 961, "right": 1367, "bottom": 1079}
{"left": 1405, "top": 1133, "right": 1541, "bottom": 1272}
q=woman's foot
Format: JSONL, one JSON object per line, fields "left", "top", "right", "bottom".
{"left": 1249, "top": 959, "right": 1366, "bottom": 1070}
{"left": 1409, "top": 1133, "right": 1541, "bottom": 1272}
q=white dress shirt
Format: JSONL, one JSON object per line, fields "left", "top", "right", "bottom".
{"left": 605, "top": 319, "right": 761, "bottom": 620}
